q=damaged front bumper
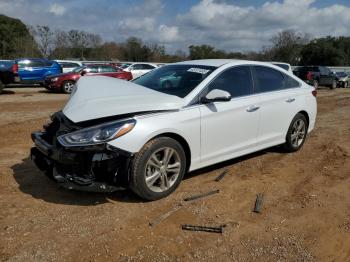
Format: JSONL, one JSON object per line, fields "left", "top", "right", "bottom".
{"left": 31, "top": 131, "right": 133, "bottom": 193}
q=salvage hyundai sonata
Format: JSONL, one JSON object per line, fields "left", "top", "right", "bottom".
{"left": 31, "top": 60, "right": 317, "bottom": 200}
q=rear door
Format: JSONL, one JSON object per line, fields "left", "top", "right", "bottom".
{"left": 199, "top": 66, "right": 260, "bottom": 165}
{"left": 97, "top": 66, "right": 119, "bottom": 77}
{"left": 84, "top": 66, "right": 99, "bottom": 76}
{"left": 18, "top": 59, "right": 43, "bottom": 81}
{"left": 319, "top": 66, "right": 333, "bottom": 85}
{"left": 253, "top": 66, "right": 300, "bottom": 147}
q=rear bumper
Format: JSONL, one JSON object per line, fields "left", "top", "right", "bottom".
{"left": 31, "top": 131, "right": 132, "bottom": 192}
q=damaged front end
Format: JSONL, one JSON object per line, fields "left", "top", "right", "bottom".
{"left": 30, "top": 112, "right": 134, "bottom": 192}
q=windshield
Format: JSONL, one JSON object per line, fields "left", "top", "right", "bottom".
{"left": 132, "top": 64, "right": 217, "bottom": 98}
{"left": 336, "top": 72, "right": 348, "bottom": 77}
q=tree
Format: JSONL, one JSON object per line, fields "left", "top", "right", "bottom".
{"left": 32, "top": 25, "right": 54, "bottom": 58}
{"left": 0, "top": 15, "right": 40, "bottom": 58}
{"left": 267, "top": 30, "right": 311, "bottom": 64}
{"left": 300, "top": 37, "right": 347, "bottom": 66}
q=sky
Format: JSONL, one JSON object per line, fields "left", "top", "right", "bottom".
{"left": 1, "top": 0, "right": 350, "bottom": 53}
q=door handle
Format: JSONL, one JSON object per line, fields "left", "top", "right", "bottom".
{"left": 246, "top": 105, "right": 260, "bottom": 112}
{"left": 286, "top": 98, "right": 295, "bottom": 103}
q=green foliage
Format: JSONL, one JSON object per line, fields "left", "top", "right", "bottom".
{"left": 300, "top": 37, "right": 349, "bottom": 66}
{"left": 0, "top": 14, "right": 40, "bottom": 58}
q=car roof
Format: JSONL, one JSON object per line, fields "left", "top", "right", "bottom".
{"left": 173, "top": 59, "right": 288, "bottom": 69}
{"left": 175, "top": 59, "right": 238, "bottom": 67}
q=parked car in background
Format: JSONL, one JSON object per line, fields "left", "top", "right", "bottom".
{"left": 0, "top": 60, "right": 14, "bottom": 71}
{"left": 31, "top": 59, "right": 317, "bottom": 200}
{"left": 293, "top": 65, "right": 337, "bottom": 89}
{"left": 44, "top": 64, "right": 132, "bottom": 93}
{"left": 0, "top": 61, "right": 16, "bottom": 94}
{"left": 122, "top": 62, "right": 158, "bottom": 79}
{"left": 335, "top": 72, "right": 350, "bottom": 88}
{"left": 12, "top": 58, "right": 62, "bottom": 85}
{"left": 271, "top": 62, "right": 292, "bottom": 73}
{"left": 55, "top": 60, "right": 83, "bottom": 73}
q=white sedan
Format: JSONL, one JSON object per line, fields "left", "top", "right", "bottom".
{"left": 31, "top": 59, "right": 317, "bottom": 200}
{"left": 121, "top": 62, "right": 158, "bottom": 79}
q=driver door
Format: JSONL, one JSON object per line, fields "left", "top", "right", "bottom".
{"left": 199, "top": 66, "right": 260, "bottom": 165}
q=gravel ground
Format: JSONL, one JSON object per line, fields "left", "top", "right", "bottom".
{"left": 0, "top": 87, "right": 349, "bottom": 261}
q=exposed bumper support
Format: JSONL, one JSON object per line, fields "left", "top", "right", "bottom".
{"left": 31, "top": 131, "right": 132, "bottom": 193}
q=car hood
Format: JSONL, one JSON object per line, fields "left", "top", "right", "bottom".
{"left": 62, "top": 76, "right": 185, "bottom": 123}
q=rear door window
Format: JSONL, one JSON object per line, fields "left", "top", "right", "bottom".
{"left": 85, "top": 66, "right": 99, "bottom": 73}
{"left": 99, "top": 66, "right": 117, "bottom": 72}
{"left": 206, "top": 66, "right": 253, "bottom": 98}
{"left": 253, "top": 66, "right": 285, "bottom": 93}
{"left": 284, "top": 75, "right": 301, "bottom": 89}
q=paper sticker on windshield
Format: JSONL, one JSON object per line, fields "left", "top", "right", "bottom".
{"left": 187, "top": 68, "right": 210, "bottom": 74}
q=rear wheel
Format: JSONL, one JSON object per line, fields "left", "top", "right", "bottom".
{"left": 330, "top": 80, "right": 337, "bottom": 89}
{"left": 62, "top": 81, "right": 75, "bottom": 94}
{"left": 283, "top": 113, "right": 308, "bottom": 152}
{"left": 130, "top": 137, "right": 186, "bottom": 201}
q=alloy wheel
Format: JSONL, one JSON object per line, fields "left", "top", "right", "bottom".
{"left": 63, "top": 82, "right": 74, "bottom": 93}
{"left": 291, "top": 119, "right": 306, "bottom": 148}
{"left": 145, "top": 147, "right": 181, "bottom": 193}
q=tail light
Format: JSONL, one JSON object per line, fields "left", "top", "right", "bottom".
{"left": 306, "top": 71, "right": 313, "bottom": 81}
{"left": 12, "top": 63, "right": 18, "bottom": 74}
{"left": 312, "top": 89, "right": 317, "bottom": 97}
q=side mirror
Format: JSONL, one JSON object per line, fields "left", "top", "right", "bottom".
{"left": 200, "top": 89, "right": 231, "bottom": 104}
{"left": 81, "top": 70, "right": 87, "bottom": 76}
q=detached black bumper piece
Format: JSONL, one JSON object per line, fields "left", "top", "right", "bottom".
{"left": 31, "top": 131, "right": 132, "bottom": 193}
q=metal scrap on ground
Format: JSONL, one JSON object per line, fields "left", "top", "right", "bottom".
{"left": 214, "top": 169, "right": 229, "bottom": 182}
{"left": 183, "top": 189, "right": 220, "bottom": 202}
{"left": 253, "top": 193, "right": 264, "bottom": 213}
{"left": 149, "top": 204, "right": 183, "bottom": 227}
{"left": 181, "top": 224, "right": 225, "bottom": 233}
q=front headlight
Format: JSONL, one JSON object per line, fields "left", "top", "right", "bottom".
{"left": 51, "top": 77, "right": 59, "bottom": 82}
{"left": 57, "top": 119, "right": 136, "bottom": 147}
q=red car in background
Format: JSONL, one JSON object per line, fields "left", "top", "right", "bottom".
{"left": 44, "top": 64, "right": 133, "bottom": 93}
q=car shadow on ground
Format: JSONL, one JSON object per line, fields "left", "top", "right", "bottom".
{"left": 1, "top": 89, "right": 15, "bottom": 95}
{"left": 11, "top": 146, "right": 285, "bottom": 206}
{"left": 11, "top": 157, "right": 141, "bottom": 206}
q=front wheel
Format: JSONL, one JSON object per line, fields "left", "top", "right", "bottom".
{"left": 62, "top": 81, "right": 75, "bottom": 94}
{"left": 283, "top": 113, "right": 308, "bottom": 152}
{"left": 130, "top": 137, "right": 186, "bottom": 201}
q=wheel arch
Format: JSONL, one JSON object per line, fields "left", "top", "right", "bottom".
{"left": 297, "top": 110, "right": 309, "bottom": 127}
{"left": 149, "top": 132, "right": 191, "bottom": 172}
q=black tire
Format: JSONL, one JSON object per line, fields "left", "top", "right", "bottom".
{"left": 330, "top": 80, "right": 337, "bottom": 89}
{"left": 283, "top": 113, "right": 308, "bottom": 152}
{"left": 313, "top": 80, "right": 319, "bottom": 89}
{"left": 62, "top": 81, "right": 75, "bottom": 94}
{"left": 0, "top": 79, "right": 4, "bottom": 94}
{"left": 130, "top": 137, "right": 187, "bottom": 201}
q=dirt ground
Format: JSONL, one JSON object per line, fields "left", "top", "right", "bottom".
{"left": 0, "top": 87, "right": 349, "bottom": 262}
